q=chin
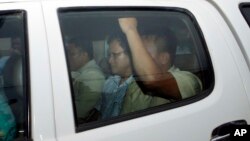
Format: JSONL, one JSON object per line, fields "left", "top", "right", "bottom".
{"left": 111, "top": 68, "right": 117, "bottom": 74}
{"left": 111, "top": 71, "right": 118, "bottom": 75}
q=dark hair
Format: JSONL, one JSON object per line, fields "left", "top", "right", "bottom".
{"left": 107, "top": 31, "right": 131, "bottom": 57}
{"left": 142, "top": 28, "right": 178, "bottom": 65}
{"left": 67, "top": 37, "right": 93, "bottom": 59}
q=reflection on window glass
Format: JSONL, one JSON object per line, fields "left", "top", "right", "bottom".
{"left": 59, "top": 9, "right": 213, "bottom": 129}
{"left": 0, "top": 11, "right": 28, "bottom": 141}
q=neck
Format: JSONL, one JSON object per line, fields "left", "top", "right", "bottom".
{"left": 81, "top": 58, "right": 90, "bottom": 67}
{"left": 120, "top": 74, "right": 130, "bottom": 83}
{"left": 164, "top": 62, "right": 172, "bottom": 71}
{"left": 120, "top": 72, "right": 132, "bottom": 84}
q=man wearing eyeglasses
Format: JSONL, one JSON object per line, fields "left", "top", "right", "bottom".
{"left": 93, "top": 32, "right": 168, "bottom": 120}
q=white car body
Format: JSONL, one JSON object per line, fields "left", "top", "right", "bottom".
{"left": 1, "top": 0, "right": 250, "bottom": 141}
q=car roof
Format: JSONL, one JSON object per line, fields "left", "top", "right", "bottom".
{"left": 0, "top": 0, "right": 211, "bottom": 4}
{"left": 0, "top": 0, "right": 37, "bottom": 3}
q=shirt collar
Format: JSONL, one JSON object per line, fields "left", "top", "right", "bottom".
{"left": 168, "top": 65, "right": 179, "bottom": 72}
{"left": 77, "top": 59, "right": 96, "bottom": 72}
{"left": 110, "top": 75, "right": 134, "bottom": 87}
{"left": 71, "top": 60, "right": 97, "bottom": 79}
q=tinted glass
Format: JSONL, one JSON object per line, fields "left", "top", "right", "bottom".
{"left": 240, "top": 3, "right": 250, "bottom": 27}
{"left": 0, "top": 11, "right": 29, "bottom": 141}
{"left": 58, "top": 8, "right": 214, "bottom": 131}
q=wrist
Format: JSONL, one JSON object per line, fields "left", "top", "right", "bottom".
{"left": 123, "top": 27, "right": 138, "bottom": 35}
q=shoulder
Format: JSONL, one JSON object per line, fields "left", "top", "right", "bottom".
{"left": 169, "top": 66, "right": 203, "bottom": 98}
{"left": 78, "top": 64, "right": 105, "bottom": 81}
{"left": 170, "top": 66, "right": 201, "bottom": 85}
{"left": 126, "top": 80, "right": 147, "bottom": 99}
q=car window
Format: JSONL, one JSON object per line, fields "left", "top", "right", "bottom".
{"left": 58, "top": 7, "right": 214, "bottom": 132}
{"left": 240, "top": 3, "right": 250, "bottom": 27}
{"left": 0, "top": 11, "right": 30, "bottom": 141}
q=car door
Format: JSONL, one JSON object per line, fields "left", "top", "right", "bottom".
{"left": 211, "top": 0, "right": 250, "bottom": 69}
{"left": 42, "top": 0, "right": 250, "bottom": 141}
{"left": 0, "top": 1, "right": 56, "bottom": 141}
{"left": 209, "top": 0, "right": 250, "bottom": 105}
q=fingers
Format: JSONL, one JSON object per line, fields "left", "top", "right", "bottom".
{"left": 118, "top": 17, "right": 137, "bottom": 33}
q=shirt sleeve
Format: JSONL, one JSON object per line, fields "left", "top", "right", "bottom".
{"left": 171, "top": 71, "right": 202, "bottom": 99}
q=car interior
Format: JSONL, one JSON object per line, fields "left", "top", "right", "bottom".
{"left": 0, "top": 12, "right": 27, "bottom": 139}
{"left": 59, "top": 10, "right": 214, "bottom": 91}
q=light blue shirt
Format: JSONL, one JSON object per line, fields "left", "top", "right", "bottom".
{"left": 97, "top": 75, "right": 134, "bottom": 119}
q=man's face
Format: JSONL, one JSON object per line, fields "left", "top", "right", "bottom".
{"left": 142, "top": 36, "right": 170, "bottom": 69}
{"left": 66, "top": 43, "right": 87, "bottom": 71}
{"left": 142, "top": 36, "right": 162, "bottom": 65}
{"left": 108, "top": 40, "right": 132, "bottom": 77}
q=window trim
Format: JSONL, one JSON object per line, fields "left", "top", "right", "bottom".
{"left": 57, "top": 6, "right": 215, "bottom": 132}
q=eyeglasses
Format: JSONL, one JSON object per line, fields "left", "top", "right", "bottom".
{"left": 108, "top": 51, "right": 125, "bottom": 59}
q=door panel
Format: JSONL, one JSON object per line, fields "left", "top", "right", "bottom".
{"left": 42, "top": 0, "right": 250, "bottom": 141}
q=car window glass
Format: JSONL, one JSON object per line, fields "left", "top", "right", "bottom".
{"left": 0, "top": 11, "right": 29, "bottom": 141}
{"left": 240, "top": 3, "right": 250, "bottom": 27}
{"left": 58, "top": 8, "right": 214, "bottom": 132}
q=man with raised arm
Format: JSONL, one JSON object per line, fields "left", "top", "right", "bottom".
{"left": 118, "top": 17, "right": 202, "bottom": 101}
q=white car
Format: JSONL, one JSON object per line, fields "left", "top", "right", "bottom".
{"left": 0, "top": 0, "right": 250, "bottom": 141}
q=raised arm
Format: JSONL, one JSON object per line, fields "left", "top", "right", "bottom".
{"left": 118, "top": 18, "right": 162, "bottom": 82}
{"left": 118, "top": 17, "right": 181, "bottom": 100}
